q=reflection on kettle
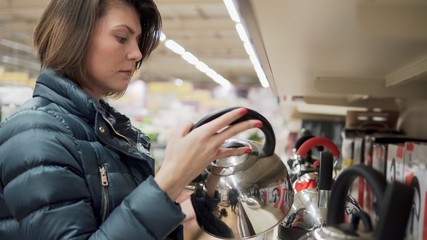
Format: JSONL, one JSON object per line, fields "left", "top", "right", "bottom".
{"left": 190, "top": 107, "right": 294, "bottom": 239}
{"left": 191, "top": 183, "right": 235, "bottom": 238}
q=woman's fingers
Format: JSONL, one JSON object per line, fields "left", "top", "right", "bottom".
{"left": 156, "top": 107, "right": 264, "bottom": 201}
{"left": 190, "top": 107, "right": 263, "bottom": 149}
{"left": 179, "top": 121, "right": 195, "bottom": 137}
{"left": 193, "top": 108, "right": 249, "bottom": 136}
{"left": 211, "top": 119, "right": 262, "bottom": 145}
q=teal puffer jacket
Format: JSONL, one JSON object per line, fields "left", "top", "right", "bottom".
{"left": 0, "top": 69, "right": 185, "bottom": 239}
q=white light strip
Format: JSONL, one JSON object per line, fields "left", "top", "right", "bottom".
{"left": 195, "top": 61, "right": 209, "bottom": 73}
{"left": 161, "top": 32, "right": 231, "bottom": 89}
{"left": 223, "top": 0, "right": 270, "bottom": 88}
{"left": 223, "top": 0, "right": 241, "bottom": 23}
{"left": 181, "top": 52, "right": 199, "bottom": 65}
{"left": 164, "top": 39, "right": 185, "bottom": 55}
{"left": 235, "top": 23, "right": 250, "bottom": 43}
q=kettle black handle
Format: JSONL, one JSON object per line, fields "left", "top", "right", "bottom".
{"left": 375, "top": 180, "right": 414, "bottom": 240}
{"left": 318, "top": 151, "right": 334, "bottom": 190}
{"left": 191, "top": 107, "right": 276, "bottom": 158}
{"left": 328, "top": 165, "right": 414, "bottom": 240}
{"left": 327, "top": 165, "right": 387, "bottom": 226}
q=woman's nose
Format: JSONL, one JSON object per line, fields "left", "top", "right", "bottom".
{"left": 128, "top": 41, "right": 143, "bottom": 62}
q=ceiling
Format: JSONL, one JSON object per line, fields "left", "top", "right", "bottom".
{"left": 0, "top": 0, "right": 259, "bottom": 88}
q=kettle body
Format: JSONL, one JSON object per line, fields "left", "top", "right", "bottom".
{"left": 190, "top": 107, "right": 294, "bottom": 239}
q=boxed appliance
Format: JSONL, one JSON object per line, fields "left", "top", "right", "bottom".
{"left": 386, "top": 143, "right": 405, "bottom": 183}
{"left": 404, "top": 142, "right": 427, "bottom": 185}
{"left": 406, "top": 169, "right": 427, "bottom": 240}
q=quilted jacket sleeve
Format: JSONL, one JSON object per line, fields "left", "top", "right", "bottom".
{"left": 0, "top": 110, "right": 184, "bottom": 240}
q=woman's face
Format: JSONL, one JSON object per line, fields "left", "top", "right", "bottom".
{"left": 84, "top": 2, "right": 142, "bottom": 99}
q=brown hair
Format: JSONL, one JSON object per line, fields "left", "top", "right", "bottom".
{"left": 34, "top": 0, "right": 161, "bottom": 95}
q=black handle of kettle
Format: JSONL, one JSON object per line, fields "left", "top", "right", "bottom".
{"left": 318, "top": 151, "right": 333, "bottom": 190}
{"left": 375, "top": 180, "right": 414, "bottom": 240}
{"left": 327, "top": 165, "right": 387, "bottom": 226}
{"left": 190, "top": 107, "right": 276, "bottom": 158}
{"left": 328, "top": 165, "right": 414, "bottom": 240}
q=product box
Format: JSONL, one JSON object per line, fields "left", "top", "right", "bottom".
{"left": 363, "top": 135, "right": 374, "bottom": 217}
{"left": 372, "top": 143, "right": 388, "bottom": 176}
{"left": 386, "top": 144, "right": 405, "bottom": 183}
{"left": 353, "top": 135, "right": 365, "bottom": 207}
{"left": 362, "top": 134, "right": 402, "bottom": 217}
{"left": 404, "top": 142, "right": 427, "bottom": 239}
{"left": 365, "top": 135, "right": 408, "bottom": 221}
{"left": 372, "top": 137, "right": 427, "bottom": 177}
{"left": 406, "top": 169, "right": 427, "bottom": 240}
{"left": 404, "top": 142, "right": 427, "bottom": 185}
{"left": 366, "top": 133, "right": 406, "bottom": 172}
{"left": 341, "top": 129, "right": 356, "bottom": 171}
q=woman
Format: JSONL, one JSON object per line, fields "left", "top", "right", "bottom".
{"left": 0, "top": 0, "right": 261, "bottom": 239}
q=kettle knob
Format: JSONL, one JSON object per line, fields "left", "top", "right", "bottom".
{"left": 191, "top": 107, "right": 276, "bottom": 158}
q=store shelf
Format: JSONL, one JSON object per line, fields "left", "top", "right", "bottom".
{"left": 237, "top": 0, "right": 427, "bottom": 100}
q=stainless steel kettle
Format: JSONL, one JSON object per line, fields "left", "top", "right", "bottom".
{"left": 279, "top": 137, "right": 347, "bottom": 240}
{"left": 299, "top": 165, "right": 414, "bottom": 240}
{"left": 190, "top": 107, "right": 294, "bottom": 239}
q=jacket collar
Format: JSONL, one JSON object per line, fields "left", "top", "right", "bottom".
{"left": 33, "top": 69, "right": 149, "bottom": 149}
{"left": 33, "top": 68, "right": 102, "bottom": 124}
{"left": 32, "top": 69, "right": 154, "bottom": 171}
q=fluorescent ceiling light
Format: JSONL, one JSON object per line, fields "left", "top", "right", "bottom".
{"left": 223, "top": 1, "right": 270, "bottom": 88}
{"left": 223, "top": 0, "right": 241, "bottom": 23}
{"left": 235, "top": 23, "right": 250, "bottom": 43}
{"left": 164, "top": 39, "right": 185, "bottom": 55}
{"left": 181, "top": 52, "right": 199, "bottom": 65}
{"left": 196, "top": 61, "right": 209, "bottom": 73}
{"left": 161, "top": 34, "right": 232, "bottom": 88}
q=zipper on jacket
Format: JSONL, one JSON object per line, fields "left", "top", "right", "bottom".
{"left": 99, "top": 166, "right": 109, "bottom": 223}
{"left": 101, "top": 115, "right": 132, "bottom": 145}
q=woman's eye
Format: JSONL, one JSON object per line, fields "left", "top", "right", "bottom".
{"left": 116, "top": 36, "right": 127, "bottom": 43}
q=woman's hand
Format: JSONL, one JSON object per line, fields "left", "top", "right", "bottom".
{"left": 154, "top": 108, "right": 262, "bottom": 201}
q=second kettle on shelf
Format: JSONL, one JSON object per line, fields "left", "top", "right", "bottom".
{"left": 299, "top": 164, "right": 414, "bottom": 240}
{"left": 278, "top": 135, "right": 364, "bottom": 240}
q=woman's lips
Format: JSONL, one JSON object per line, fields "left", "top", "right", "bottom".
{"left": 119, "top": 70, "right": 133, "bottom": 76}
